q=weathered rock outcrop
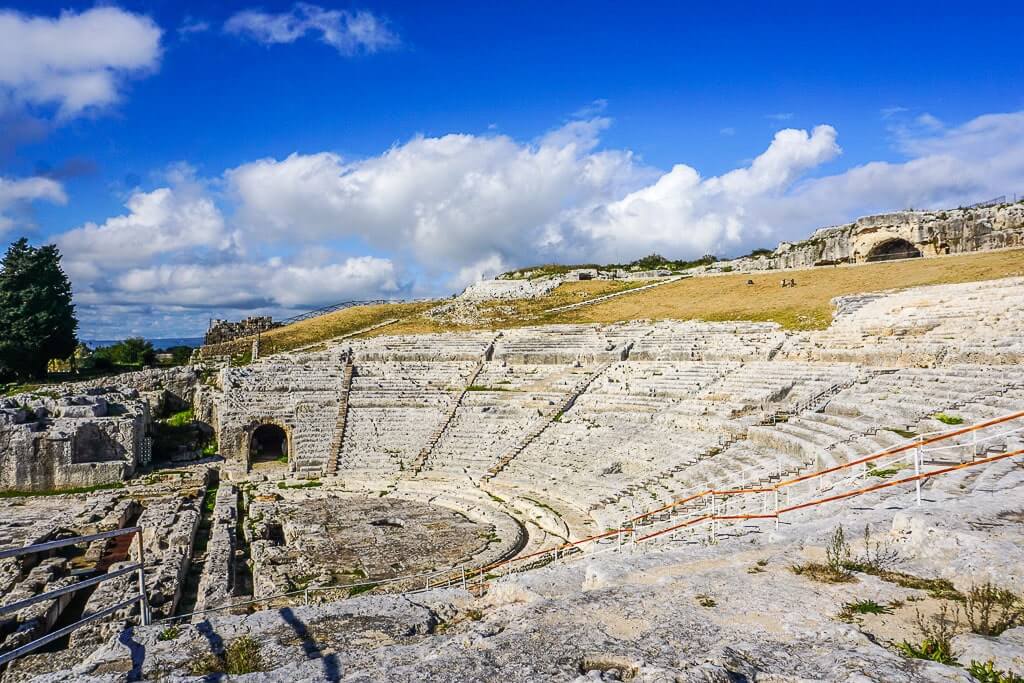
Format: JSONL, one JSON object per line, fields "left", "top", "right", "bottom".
{"left": 715, "top": 202, "right": 1024, "bottom": 272}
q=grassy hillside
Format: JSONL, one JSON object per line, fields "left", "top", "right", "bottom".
{"left": 207, "top": 248, "right": 1024, "bottom": 358}
{"left": 546, "top": 248, "right": 1024, "bottom": 330}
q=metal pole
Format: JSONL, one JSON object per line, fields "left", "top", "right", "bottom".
{"left": 135, "top": 532, "right": 151, "bottom": 626}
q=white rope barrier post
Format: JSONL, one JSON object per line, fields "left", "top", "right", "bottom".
{"left": 914, "top": 445, "right": 922, "bottom": 506}
{"left": 710, "top": 493, "right": 717, "bottom": 544}
{"left": 774, "top": 488, "right": 780, "bottom": 530}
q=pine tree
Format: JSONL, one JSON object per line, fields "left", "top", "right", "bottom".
{"left": 0, "top": 238, "right": 79, "bottom": 380}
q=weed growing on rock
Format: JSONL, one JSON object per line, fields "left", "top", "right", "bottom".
{"left": 793, "top": 527, "right": 857, "bottom": 583}
{"left": 839, "top": 599, "right": 893, "bottom": 621}
{"left": 967, "top": 660, "right": 1024, "bottom": 683}
{"left": 965, "top": 582, "right": 1023, "bottom": 637}
{"left": 157, "top": 626, "right": 180, "bottom": 641}
{"left": 747, "top": 559, "right": 769, "bottom": 574}
{"left": 696, "top": 594, "right": 717, "bottom": 608}
{"left": 225, "top": 636, "right": 264, "bottom": 675}
{"left": 189, "top": 636, "right": 265, "bottom": 676}
{"left": 933, "top": 412, "right": 964, "bottom": 425}
{"left": 897, "top": 605, "right": 960, "bottom": 665}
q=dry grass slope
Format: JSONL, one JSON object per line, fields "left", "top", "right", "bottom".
{"left": 207, "top": 248, "right": 1024, "bottom": 357}
{"left": 547, "top": 248, "right": 1024, "bottom": 331}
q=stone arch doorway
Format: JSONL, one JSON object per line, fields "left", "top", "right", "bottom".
{"left": 249, "top": 422, "right": 289, "bottom": 468}
{"left": 865, "top": 238, "right": 922, "bottom": 262}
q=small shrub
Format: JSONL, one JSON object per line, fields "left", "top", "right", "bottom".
{"left": 968, "top": 660, "right": 1024, "bottom": 683}
{"left": 897, "top": 605, "right": 960, "bottom": 665}
{"left": 844, "top": 524, "right": 900, "bottom": 574}
{"left": 696, "top": 594, "right": 717, "bottom": 608}
{"left": 157, "top": 625, "right": 180, "bottom": 641}
{"left": 827, "top": 527, "right": 851, "bottom": 571}
{"left": 934, "top": 412, "right": 964, "bottom": 425}
{"left": 464, "top": 608, "right": 484, "bottom": 621}
{"left": 966, "top": 582, "right": 1023, "bottom": 637}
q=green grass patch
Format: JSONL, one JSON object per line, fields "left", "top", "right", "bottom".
{"left": 839, "top": 599, "right": 893, "bottom": 621}
{"left": 348, "top": 582, "right": 379, "bottom": 597}
{"left": 165, "top": 409, "right": 194, "bottom": 427}
{"left": 886, "top": 427, "right": 919, "bottom": 439}
{"left": 933, "top": 412, "right": 964, "bottom": 425}
{"left": 276, "top": 480, "right": 322, "bottom": 489}
{"left": 861, "top": 568, "right": 963, "bottom": 600}
{"left": 0, "top": 482, "right": 125, "bottom": 498}
{"left": 466, "top": 385, "right": 509, "bottom": 392}
{"left": 866, "top": 462, "right": 904, "bottom": 478}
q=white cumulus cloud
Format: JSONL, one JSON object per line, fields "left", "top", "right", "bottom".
{"left": 225, "top": 3, "right": 398, "bottom": 55}
{"left": 0, "top": 175, "right": 67, "bottom": 234}
{"left": 226, "top": 119, "right": 650, "bottom": 284}
{"left": 56, "top": 184, "right": 236, "bottom": 275}
{"left": 56, "top": 109, "right": 1024, "bottom": 337}
{"left": 0, "top": 7, "right": 162, "bottom": 117}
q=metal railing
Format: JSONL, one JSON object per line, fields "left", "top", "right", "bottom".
{"left": 0, "top": 527, "right": 150, "bottom": 666}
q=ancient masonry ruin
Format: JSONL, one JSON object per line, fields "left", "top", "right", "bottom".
{"left": 2, "top": 276, "right": 1024, "bottom": 681}
{"left": 203, "top": 316, "right": 280, "bottom": 345}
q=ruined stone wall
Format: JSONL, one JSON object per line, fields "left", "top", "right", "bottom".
{"left": 204, "top": 316, "right": 280, "bottom": 345}
{"left": 711, "top": 202, "right": 1024, "bottom": 272}
{"left": 0, "top": 390, "right": 148, "bottom": 492}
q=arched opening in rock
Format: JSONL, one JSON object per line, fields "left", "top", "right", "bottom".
{"left": 865, "top": 238, "right": 922, "bottom": 262}
{"left": 250, "top": 423, "right": 288, "bottom": 466}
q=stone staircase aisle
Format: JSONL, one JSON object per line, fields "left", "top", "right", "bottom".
{"left": 483, "top": 360, "right": 615, "bottom": 481}
{"left": 325, "top": 357, "right": 355, "bottom": 476}
{"left": 410, "top": 362, "right": 486, "bottom": 475}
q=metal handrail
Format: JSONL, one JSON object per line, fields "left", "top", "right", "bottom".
{"left": 0, "top": 526, "right": 150, "bottom": 666}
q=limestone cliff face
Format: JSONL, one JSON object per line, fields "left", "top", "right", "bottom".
{"left": 723, "top": 202, "right": 1024, "bottom": 271}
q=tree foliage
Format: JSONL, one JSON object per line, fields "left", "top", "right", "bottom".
{"left": 92, "top": 337, "right": 156, "bottom": 367}
{"left": 0, "top": 238, "right": 78, "bottom": 381}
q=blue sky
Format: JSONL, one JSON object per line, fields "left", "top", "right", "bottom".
{"left": 1, "top": 1, "right": 1023, "bottom": 338}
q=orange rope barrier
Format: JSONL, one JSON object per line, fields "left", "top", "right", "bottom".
{"left": 476, "top": 412, "right": 1024, "bottom": 585}
{"left": 777, "top": 447, "right": 1024, "bottom": 515}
